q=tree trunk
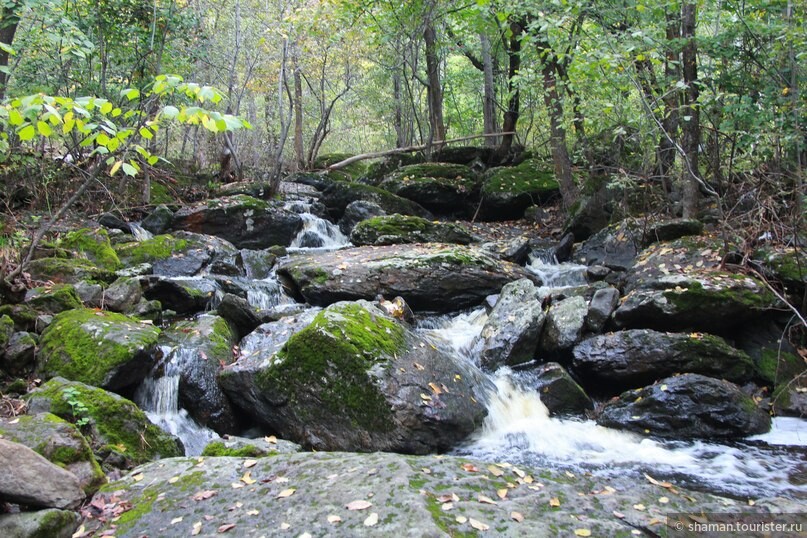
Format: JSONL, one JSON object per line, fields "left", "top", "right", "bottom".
{"left": 393, "top": 66, "right": 405, "bottom": 148}
{"left": 542, "top": 52, "right": 578, "bottom": 209}
{"left": 657, "top": 8, "right": 681, "bottom": 190}
{"left": 423, "top": 16, "right": 446, "bottom": 144}
{"left": 293, "top": 55, "right": 305, "bottom": 170}
{"left": 495, "top": 19, "right": 523, "bottom": 161}
{"left": 480, "top": 33, "right": 498, "bottom": 147}
{"left": 0, "top": 8, "right": 20, "bottom": 100}
{"left": 681, "top": 2, "right": 700, "bottom": 219}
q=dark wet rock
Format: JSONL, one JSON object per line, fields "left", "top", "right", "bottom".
{"left": 141, "top": 276, "right": 217, "bottom": 315}
{"left": 240, "top": 249, "right": 277, "bottom": 280}
{"left": 319, "top": 182, "right": 433, "bottom": 221}
{"left": 277, "top": 244, "right": 539, "bottom": 313}
{"left": 170, "top": 195, "right": 303, "bottom": 249}
{"left": 573, "top": 329, "right": 758, "bottom": 393}
{"left": 141, "top": 204, "right": 174, "bottom": 235}
{"left": 160, "top": 314, "right": 239, "bottom": 434}
{"left": 79, "top": 451, "right": 773, "bottom": 538}
{"left": 480, "top": 236, "right": 530, "bottom": 265}
{"left": 73, "top": 281, "right": 104, "bottom": 307}
{"left": 0, "top": 413, "right": 105, "bottom": 495}
{"left": 585, "top": 287, "right": 620, "bottom": 333}
{"left": 554, "top": 232, "right": 575, "bottom": 263}
{"left": 597, "top": 373, "right": 771, "bottom": 439}
{"left": 26, "top": 378, "right": 183, "bottom": 469}
{"left": 37, "top": 308, "right": 160, "bottom": 392}
{"left": 351, "top": 214, "right": 473, "bottom": 246}
{"left": 379, "top": 163, "right": 480, "bottom": 216}
{"left": 586, "top": 264, "right": 611, "bottom": 282}
{"left": 479, "top": 159, "right": 560, "bottom": 221}
{"left": 98, "top": 211, "right": 132, "bottom": 233}
{"left": 0, "top": 508, "right": 80, "bottom": 538}
{"left": 644, "top": 219, "right": 704, "bottom": 245}
{"left": 103, "top": 277, "right": 142, "bottom": 313}
{"left": 201, "top": 435, "right": 301, "bottom": 457}
{"left": 26, "top": 257, "right": 116, "bottom": 286}
{"left": 2, "top": 331, "right": 37, "bottom": 375}
{"left": 539, "top": 296, "right": 588, "bottom": 356}
{"left": 0, "top": 438, "right": 84, "bottom": 509}
{"left": 24, "top": 284, "right": 82, "bottom": 314}
{"left": 754, "top": 246, "right": 807, "bottom": 301}
{"left": 214, "top": 181, "right": 275, "bottom": 200}
{"left": 431, "top": 145, "right": 493, "bottom": 165}
{"left": 530, "top": 362, "right": 593, "bottom": 416}
{"left": 574, "top": 219, "right": 644, "bottom": 271}
{"left": 613, "top": 238, "right": 779, "bottom": 333}
{"left": 216, "top": 293, "right": 264, "bottom": 339}
{"left": 219, "top": 301, "right": 491, "bottom": 453}
{"left": 337, "top": 200, "right": 387, "bottom": 235}
{"left": 476, "top": 279, "right": 546, "bottom": 371}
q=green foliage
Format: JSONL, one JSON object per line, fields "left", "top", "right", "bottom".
{"left": 61, "top": 387, "right": 91, "bottom": 428}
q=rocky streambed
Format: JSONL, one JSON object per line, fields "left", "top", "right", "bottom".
{"left": 1, "top": 162, "right": 806, "bottom": 537}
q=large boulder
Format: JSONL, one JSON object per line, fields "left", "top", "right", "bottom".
{"left": 538, "top": 296, "right": 588, "bottom": 356}
{"left": 379, "top": 163, "right": 480, "bottom": 216}
{"left": 597, "top": 373, "right": 770, "bottom": 439}
{"left": 530, "top": 362, "right": 593, "bottom": 416}
{"left": 613, "top": 238, "right": 779, "bottom": 333}
{"left": 60, "top": 228, "right": 122, "bottom": 271}
{"left": 0, "top": 438, "right": 84, "bottom": 510}
{"left": 573, "top": 219, "right": 644, "bottom": 271}
{"left": 475, "top": 279, "right": 546, "bottom": 371}
{"left": 115, "top": 232, "right": 239, "bottom": 277}
{"left": 26, "top": 378, "right": 183, "bottom": 469}
{"left": 169, "top": 195, "right": 303, "bottom": 249}
{"left": 25, "top": 257, "right": 115, "bottom": 286}
{"left": 277, "top": 244, "right": 538, "bottom": 313}
{"left": 337, "top": 200, "right": 387, "bottom": 235}
{"left": 351, "top": 214, "right": 473, "bottom": 246}
{"left": 0, "top": 509, "right": 80, "bottom": 538}
{"left": 37, "top": 308, "right": 161, "bottom": 392}
{"left": 159, "top": 314, "right": 240, "bottom": 434}
{"left": 319, "top": 182, "right": 433, "bottom": 221}
{"left": 2, "top": 331, "right": 37, "bottom": 375}
{"left": 219, "top": 301, "right": 491, "bottom": 453}
{"left": 24, "top": 284, "right": 82, "bottom": 314}
{"left": 572, "top": 329, "right": 758, "bottom": 393}
{"left": 0, "top": 413, "right": 105, "bottom": 495}
{"left": 140, "top": 275, "right": 218, "bottom": 315}
{"left": 478, "top": 159, "right": 560, "bottom": 220}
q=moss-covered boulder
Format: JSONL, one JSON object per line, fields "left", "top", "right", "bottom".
{"left": 479, "top": 159, "right": 560, "bottom": 220}
{"left": 350, "top": 214, "right": 474, "bottom": 246}
{"left": 277, "top": 243, "right": 539, "bottom": 313}
{"left": 170, "top": 195, "right": 303, "bottom": 249}
{"left": 115, "top": 232, "right": 239, "bottom": 278}
{"left": 25, "top": 378, "right": 183, "bottom": 468}
{"left": 26, "top": 257, "right": 116, "bottom": 285}
{"left": 141, "top": 275, "right": 217, "bottom": 315}
{"left": 755, "top": 246, "right": 807, "bottom": 300}
{"left": 0, "top": 508, "right": 80, "bottom": 538}
{"left": 597, "top": 373, "right": 770, "bottom": 439}
{"left": 0, "top": 304, "right": 39, "bottom": 332}
{"left": 60, "top": 228, "right": 122, "bottom": 271}
{"left": 572, "top": 329, "right": 759, "bottom": 394}
{"left": 0, "top": 314, "right": 13, "bottom": 350}
{"left": 219, "top": 301, "right": 491, "bottom": 453}
{"left": 379, "top": 163, "right": 480, "bottom": 216}
{"left": 319, "top": 182, "right": 433, "bottom": 221}
{"left": 613, "top": 237, "right": 779, "bottom": 334}
{"left": 37, "top": 308, "right": 161, "bottom": 392}
{"left": 159, "top": 314, "right": 239, "bottom": 434}
{"left": 114, "top": 233, "right": 192, "bottom": 266}
{"left": 24, "top": 284, "right": 82, "bottom": 314}
{"left": 313, "top": 152, "right": 368, "bottom": 180}
{"left": 0, "top": 413, "right": 105, "bottom": 495}
{"left": 200, "top": 435, "right": 301, "bottom": 457}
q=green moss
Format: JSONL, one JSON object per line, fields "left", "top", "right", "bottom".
{"left": 25, "top": 284, "right": 82, "bottom": 313}
{"left": 26, "top": 509, "right": 81, "bottom": 538}
{"left": 114, "top": 234, "right": 189, "bottom": 264}
{"left": 62, "top": 228, "right": 122, "bottom": 270}
{"left": 0, "top": 314, "right": 13, "bottom": 347}
{"left": 756, "top": 349, "right": 804, "bottom": 385}
{"left": 201, "top": 442, "right": 265, "bottom": 457}
{"left": 663, "top": 278, "right": 775, "bottom": 312}
{"left": 27, "top": 378, "right": 182, "bottom": 464}
{"left": 26, "top": 257, "right": 116, "bottom": 284}
{"left": 482, "top": 159, "right": 559, "bottom": 197}
{"left": 208, "top": 317, "right": 235, "bottom": 359}
{"left": 256, "top": 303, "right": 404, "bottom": 432}
{"left": 207, "top": 194, "right": 270, "bottom": 212}
{"left": 389, "top": 163, "right": 472, "bottom": 182}
{"left": 149, "top": 181, "right": 173, "bottom": 205}
{"left": 360, "top": 214, "right": 431, "bottom": 235}
{"left": 38, "top": 308, "right": 161, "bottom": 388}
{"left": 113, "top": 487, "right": 159, "bottom": 533}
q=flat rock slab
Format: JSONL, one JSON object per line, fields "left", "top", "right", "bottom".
{"left": 277, "top": 244, "right": 538, "bottom": 313}
{"left": 79, "top": 451, "right": 773, "bottom": 538}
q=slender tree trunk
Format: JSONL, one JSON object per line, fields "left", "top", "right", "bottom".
{"left": 657, "top": 9, "right": 681, "bottom": 190}
{"left": 423, "top": 13, "right": 446, "bottom": 144}
{"left": 495, "top": 19, "right": 523, "bottom": 161}
{"left": 293, "top": 53, "right": 304, "bottom": 170}
{"left": 681, "top": 1, "right": 700, "bottom": 218}
{"left": 480, "top": 33, "right": 498, "bottom": 147}
{"left": 542, "top": 51, "right": 578, "bottom": 209}
{"left": 0, "top": 9, "right": 20, "bottom": 100}
{"left": 393, "top": 65, "right": 405, "bottom": 148}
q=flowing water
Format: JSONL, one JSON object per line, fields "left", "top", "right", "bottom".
{"left": 135, "top": 346, "right": 220, "bottom": 456}
{"left": 286, "top": 201, "right": 350, "bottom": 250}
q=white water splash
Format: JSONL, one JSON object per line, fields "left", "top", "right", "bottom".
{"left": 286, "top": 201, "right": 350, "bottom": 251}
{"left": 129, "top": 223, "right": 154, "bottom": 241}
{"left": 526, "top": 257, "right": 588, "bottom": 289}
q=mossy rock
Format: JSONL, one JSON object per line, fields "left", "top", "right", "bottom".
{"left": 313, "top": 152, "right": 368, "bottom": 180}
{"left": 350, "top": 214, "right": 474, "bottom": 246}
{"left": 37, "top": 308, "right": 161, "bottom": 391}
{"left": 0, "top": 304, "right": 39, "bottom": 332}
{"left": 149, "top": 180, "right": 174, "bottom": 205}
{"left": 380, "top": 163, "right": 480, "bottom": 216}
{"left": 0, "top": 508, "right": 80, "bottom": 538}
{"left": 385, "top": 162, "right": 476, "bottom": 183}
{"left": 0, "top": 314, "right": 13, "bottom": 349}
{"left": 200, "top": 436, "right": 301, "bottom": 457}
{"left": 24, "top": 284, "right": 82, "bottom": 314}
{"left": 114, "top": 234, "right": 191, "bottom": 265}
{"left": 479, "top": 159, "right": 560, "bottom": 220}
{"left": 26, "top": 257, "right": 117, "bottom": 285}
{"left": 61, "top": 228, "right": 122, "bottom": 271}
{"left": 25, "top": 377, "right": 183, "bottom": 468}
{"left": 0, "top": 413, "right": 105, "bottom": 495}
{"left": 755, "top": 247, "right": 807, "bottom": 299}
{"left": 320, "top": 181, "right": 433, "bottom": 221}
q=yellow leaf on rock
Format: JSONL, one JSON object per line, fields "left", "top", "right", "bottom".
{"left": 171, "top": 516, "right": 183, "bottom": 524}
{"left": 327, "top": 514, "right": 342, "bottom": 524}
{"left": 276, "top": 488, "right": 295, "bottom": 498}
{"left": 363, "top": 512, "right": 379, "bottom": 527}
{"left": 469, "top": 518, "right": 490, "bottom": 531}
{"left": 346, "top": 500, "right": 373, "bottom": 511}
{"left": 191, "top": 521, "right": 202, "bottom": 535}
{"left": 633, "top": 503, "right": 646, "bottom": 511}
{"left": 487, "top": 465, "right": 504, "bottom": 477}
{"left": 497, "top": 489, "right": 508, "bottom": 500}
{"left": 265, "top": 435, "right": 277, "bottom": 444}
{"left": 456, "top": 516, "right": 467, "bottom": 524}
{"left": 169, "top": 476, "right": 180, "bottom": 484}
{"left": 243, "top": 459, "right": 257, "bottom": 468}
{"left": 511, "top": 511, "right": 524, "bottom": 522}
{"left": 478, "top": 494, "right": 498, "bottom": 505}
{"left": 241, "top": 471, "right": 256, "bottom": 485}
{"left": 550, "top": 497, "right": 561, "bottom": 507}
{"left": 132, "top": 473, "right": 144, "bottom": 482}
{"left": 574, "top": 529, "right": 592, "bottom": 537}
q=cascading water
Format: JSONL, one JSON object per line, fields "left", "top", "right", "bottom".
{"left": 128, "top": 223, "right": 154, "bottom": 241}
{"left": 286, "top": 201, "right": 349, "bottom": 250}
{"left": 135, "top": 346, "right": 219, "bottom": 456}
{"left": 417, "top": 280, "right": 807, "bottom": 500}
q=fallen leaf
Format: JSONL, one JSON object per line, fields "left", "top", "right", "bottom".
{"left": 191, "top": 521, "right": 202, "bottom": 535}
{"left": 241, "top": 471, "right": 256, "bottom": 485}
{"left": 461, "top": 463, "right": 479, "bottom": 472}
{"left": 574, "top": 530, "right": 592, "bottom": 537}
{"left": 478, "top": 494, "right": 498, "bottom": 505}
{"left": 217, "top": 523, "right": 236, "bottom": 533}
{"left": 469, "top": 518, "right": 489, "bottom": 531}
{"left": 279, "top": 522, "right": 290, "bottom": 530}
{"left": 276, "top": 476, "right": 289, "bottom": 483}
{"left": 456, "top": 516, "right": 467, "bottom": 524}
{"left": 633, "top": 503, "right": 646, "bottom": 511}
{"left": 550, "top": 497, "right": 561, "bottom": 507}
{"left": 346, "top": 500, "right": 373, "bottom": 511}
{"left": 487, "top": 465, "right": 504, "bottom": 477}
{"left": 327, "top": 514, "right": 342, "bottom": 524}
{"left": 264, "top": 435, "right": 277, "bottom": 444}
{"left": 276, "top": 488, "right": 295, "bottom": 499}
{"left": 72, "top": 525, "right": 86, "bottom": 538}
{"left": 428, "top": 382, "right": 442, "bottom": 394}
{"left": 613, "top": 510, "right": 625, "bottom": 519}
{"left": 171, "top": 516, "right": 183, "bottom": 524}
{"left": 168, "top": 476, "right": 180, "bottom": 484}
{"left": 514, "top": 467, "right": 526, "bottom": 478}
{"left": 437, "top": 493, "right": 459, "bottom": 503}
{"left": 497, "top": 489, "right": 508, "bottom": 500}
{"left": 420, "top": 393, "right": 432, "bottom": 402}
{"left": 511, "top": 511, "right": 524, "bottom": 522}
{"left": 659, "top": 496, "right": 669, "bottom": 504}
{"left": 243, "top": 459, "right": 257, "bottom": 468}
{"left": 363, "top": 512, "right": 379, "bottom": 527}
{"left": 132, "top": 473, "right": 144, "bottom": 482}
{"left": 246, "top": 509, "right": 259, "bottom": 516}
{"left": 441, "top": 502, "right": 454, "bottom": 511}
{"left": 230, "top": 483, "right": 244, "bottom": 489}
{"left": 192, "top": 490, "right": 217, "bottom": 501}
{"left": 414, "top": 362, "right": 425, "bottom": 370}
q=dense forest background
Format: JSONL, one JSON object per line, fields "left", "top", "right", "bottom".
{"left": 0, "top": 0, "right": 803, "bottom": 227}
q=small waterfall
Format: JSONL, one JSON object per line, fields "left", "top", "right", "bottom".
{"left": 526, "top": 256, "right": 589, "bottom": 289}
{"left": 286, "top": 201, "right": 349, "bottom": 250}
{"left": 129, "top": 223, "right": 154, "bottom": 241}
{"left": 135, "top": 346, "right": 219, "bottom": 456}
{"left": 246, "top": 277, "right": 294, "bottom": 310}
